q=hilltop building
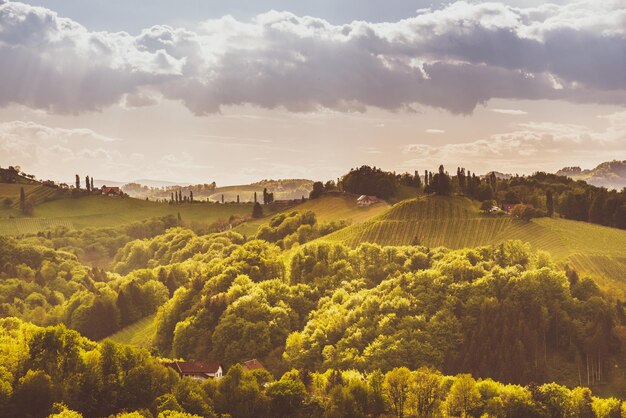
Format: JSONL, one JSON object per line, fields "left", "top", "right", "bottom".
{"left": 357, "top": 195, "right": 380, "bottom": 206}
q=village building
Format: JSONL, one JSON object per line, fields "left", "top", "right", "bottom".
{"left": 101, "top": 185, "right": 123, "bottom": 197}
{"left": 242, "top": 359, "right": 265, "bottom": 372}
{"left": 356, "top": 195, "right": 380, "bottom": 206}
{"left": 501, "top": 203, "right": 516, "bottom": 212}
{"left": 165, "top": 361, "right": 223, "bottom": 380}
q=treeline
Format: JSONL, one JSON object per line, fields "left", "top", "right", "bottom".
{"left": 0, "top": 319, "right": 624, "bottom": 418}
{"left": 331, "top": 165, "right": 626, "bottom": 229}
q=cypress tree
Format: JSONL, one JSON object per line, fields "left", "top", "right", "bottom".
{"left": 546, "top": 190, "right": 554, "bottom": 217}
{"left": 19, "top": 186, "right": 25, "bottom": 212}
{"left": 75, "top": 174, "right": 80, "bottom": 189}
{"left": 90, "top": 177, "right": 94, "bottom": 191}
{"left": 85, "top": 176, "right": 90, "bottom": 192}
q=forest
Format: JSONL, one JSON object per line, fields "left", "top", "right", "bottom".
{"left": 0, "top": 200, "right": 625, "bottom": 416}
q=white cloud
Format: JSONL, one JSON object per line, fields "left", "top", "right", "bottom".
{"left": 0, "top": 1, "right": 625, "bottom": 115}
{"left": 489, "top": 108, "right": 528, "bottom": 115}
{"left": 425, "top": 129, "right": 446, "bottom": 134}
{"left": 404, "top": 110, "right": 626, "bottom": 172}
{"left": 0, "top": 120, "right": 211, "bottom": 181}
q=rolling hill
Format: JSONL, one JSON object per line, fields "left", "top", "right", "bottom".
{"left": 234, "top": 193, "right": 390, "bottom": 236}
{"left": 0, "top": 192, "right": 281, "bottom": 235}
{"left": 322, "top": 196, "right": 626, "bottom": 295}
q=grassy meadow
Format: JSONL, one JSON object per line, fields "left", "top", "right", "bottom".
{"left": 0, "top": 190, "right": 282, "bottom": 235}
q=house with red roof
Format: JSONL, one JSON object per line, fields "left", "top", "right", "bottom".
{"left": 242, "top": 359, "right": 265, "bottom": 372}
{"left": 165, "top": 361, "right": 223, "bottom": 380}
{"left": 101, "top": 185, "right": 123, "bottom": 197}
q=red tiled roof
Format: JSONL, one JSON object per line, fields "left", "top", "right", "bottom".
{"left": 167, "top": 361, "right": 221, "bottom": 374}
{"left": 242, "top": 359, "right": 265, "bottom": 371}
{"left": 102, "top": 186, "right": 121, "bottom": 194}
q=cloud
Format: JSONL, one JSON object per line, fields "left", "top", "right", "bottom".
{"left": 489, "top": 108, "right": 528, "bottom": 115}
{"left": 425, "top": 129, "right": 446, "bottom": 134}
{"left": 403, "top": 110, "right": 626, "bottom": 172}
{"left": 0, "top": 1, "right": 625, "bottom": 115}
{"left": 0, "top": 120, "right": 209, "bottom": 181}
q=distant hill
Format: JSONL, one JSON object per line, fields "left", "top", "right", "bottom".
{"left": 556, "top": 160, "right": 626, "bottom": 189}
{"left": 93, "top": 179, "right": 188, "bottom": 189}
{"left": 483, "top": 171, "right": 513, "bottom": 180}
{"left": 121, "top": 179, "right": 314, "bottom": 202}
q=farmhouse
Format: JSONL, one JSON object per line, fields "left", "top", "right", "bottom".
{"left": 101, "top": 186, "right": 122, "bottom": 197}
{"left": 501, "top": 203, "right": 517, "bottom": 213}
{"left": 357, "top": 195, "right": 380, "bottom": 206}
{"left": 165, "top": 361, "right": 223, "bottom": 380}
{"left": 242, "top": 358, "right": 265, "bottom": 372}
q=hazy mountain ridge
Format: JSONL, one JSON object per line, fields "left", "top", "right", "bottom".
{"left": 557, "top": 160, "right": 626, "bottom": 189}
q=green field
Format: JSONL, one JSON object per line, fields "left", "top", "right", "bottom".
{"left": 323, "top": 196, "right": 626, "bottom": 295}
{"left": 106, "top": 315, "right": 156, "bottom": 348}
{"left": 0, "top": 193, "right": 281, "bottom": 235}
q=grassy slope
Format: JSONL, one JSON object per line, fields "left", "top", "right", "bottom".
{"left": 324, "top": 196, "right": 626, "bottom": 295}
{"left": 0, "top": 194, "right": 269, "bottom": 235}
{"left": 106, "top": 315, "right": 156, "bottom": 349}
{"left": 235, "top": 194, "right": 390, "bottom": 237}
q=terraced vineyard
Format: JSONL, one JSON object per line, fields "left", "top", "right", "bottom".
{"left": 0, "top": 217, "right": 74, "bottom": 235}
{"left": 324, "top": 196, "right": 626, "bottom": 295}
{"left": 0, "top": 183, "right": 63, "bottom": 208}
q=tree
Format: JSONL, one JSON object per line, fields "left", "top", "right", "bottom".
{"left": 189, "top": 191, "right": 194, "bottom": 203}
{"left": 266, "top": 372, "right": 307, "bottom": 417}
{"left": 75, "top": 174, "right": 80, "bottom": 189}
{"left": 546, "top": 190, "right": 554, "bottom": 217}
{"left": 411, "top": 367, "right": 442, "bottom": 417}
{"left": 252, "top": 202, "right": 264, "bottom": 219}
{"left": 90, "top": 177, "right": 94, "bottom": 191}
{"left": 481, "top": 200, "right": 494, "bottom": 213}
{"left": 445, "top": 374, "right": 480, "bottom": 418}
{"left": 309, "top": 182, "right": 325, "bottom": 199}
{"left": 589, "top": 192, "right": 607, "bottom": 224}
{"left": 14, "top": 369, "right": 53, "bottom": 418}
{"left": 384, "top": 367, "right": 412, "bottom": 418}
{"left": 19, "top": 186, "right": 25, "bottom": 212}
{"left": 85, "top": 176, "right": 91, "bottom": 192}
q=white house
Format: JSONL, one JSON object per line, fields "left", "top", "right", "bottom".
{"left": 357, "top": 195, "right": 380, "bottom": 206}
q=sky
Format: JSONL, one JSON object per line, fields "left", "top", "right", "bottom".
{"left": 0, "top": 0, "right": 624, "bottom": 185}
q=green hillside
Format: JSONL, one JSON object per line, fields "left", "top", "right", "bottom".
{"left": 324, "top": 196, "right": 626, "bottom": 295}
{"left": 0, "top": 194, "right": 276, "bottom": 235}
{"left": 106, "top": 314, "right": 156, "bottom": 349}
{"left": 235, "top": 194, "right": 390, "bottom": 236}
